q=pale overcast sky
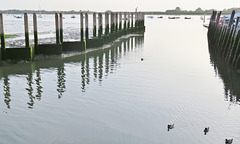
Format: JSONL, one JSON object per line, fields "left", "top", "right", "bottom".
{"left": 0, "top": 0, "right": 239, "bottom": 12}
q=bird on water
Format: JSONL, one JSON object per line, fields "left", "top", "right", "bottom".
{"left": 225, "top": 139, "right": 233, "bottom": 144}
{"left": 167, "top": 124, "right": 174, "bottom": 131}
{"left": 204, "top": 127, "right": 209, "bottom": 135}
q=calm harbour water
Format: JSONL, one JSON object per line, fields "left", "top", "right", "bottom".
{"left": 1, "top": 15, "right": 240, "bottom": 144}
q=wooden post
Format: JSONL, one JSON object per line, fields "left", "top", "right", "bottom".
{"left": 127, "top": 13, "right": 130, "bottom": 28}
{"left": 119, "top": 12, "right": 122, "bottom": 30}
{"left": 59, "top": 13, "right": 63, "bottom": 43}
{"left": 93, "top": 13, "right": 96, "bottom": 37}
{"left": 135, "top": 12, "right": 138, "bottom": 28}
{"left": 33, "top": 13, "right": 38, "bottom": 48}
{"left": 0, "top": 13, "right": 6, "bottom": 60}
{"left": 235, "top": 17, "right": 240, "bottom": 29}
{"left": 98, "top": 13, "right": 102, "bottom": 38}
{"left": 142, "top": 13, "right": 145, "bottom": 27}
{"left": 124, "top": 12, "right": 127, "bottom": 29}
{"left": 115, "top": 13, "right": 118, "bottom": 32}
{"left": 80, "top": 12, "right": 84, "bottom": 41}
{"left": 216, "top": 11, "right": 222, "bottom": 25}
{"left": 85, "top": 13, "right": 89, "bottom": 40}
{"left": 105, "top": 12, "right": 109, "bottom": 35}
{"left": 24, "top": 13, "right": 30, "bottom": 48}
{"left": 111, "top": 12, "right": 114, "bottom": 33}
{"left": 55, "top": 13, "right": 60, "bottom": 44}
{"left": 229, "top": 10, "right": 235, "bottom": 27}
{"left": 131, "top": 12, "right": 134, "bottom": 28}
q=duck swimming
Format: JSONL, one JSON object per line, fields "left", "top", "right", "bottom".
{"left": 204, "top": 127, "right": 209, "bottom": 135}
{"left": 167, "top": 124, "right": 174, "bottom": 131}
{"left": 225, "top": 139, "right": 233, "bottom": 144}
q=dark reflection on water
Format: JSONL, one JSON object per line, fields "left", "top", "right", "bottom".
{"left": 35, "top": 69, "right": 42, "bottom": 100}
{"left": 0, "top": 34, "right": 144, "bottom": 109}
{"left": 57, "top": 66, "right": 66, "bottom": 99}
{"left": 3, "top": 76, "right": 11, "bottom": 109}
{"left": 26, "top": 73, "right": 34, "bottom": 109}
{"left": 209, "top": 48, "right": 240, "bottom": 104}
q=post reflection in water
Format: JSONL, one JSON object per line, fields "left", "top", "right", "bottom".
{"left": 35, "top": 69, "right": 42, "bottom": 100}
{"left": 209, "top": 48, "right": 240, "bottom": 104}
{"left": 57, "top": 65, "right": 66, "bottom": 99}
{"left": 3, "top": 76, "right": 11, "bottom": 109}
{"left": 26, "top": 73, "right": 34, "bottom": 109}
{"left": 0, "top": 34, "right": 144, "bottom": 109}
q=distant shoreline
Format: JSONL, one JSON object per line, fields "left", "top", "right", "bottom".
{"left": 0, "top": 9, "right": 232, "bottom": 15}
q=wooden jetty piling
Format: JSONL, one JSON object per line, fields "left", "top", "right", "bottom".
{"left": 24, "top": 13, "right": 30, "bottom": 48}
{"left": 115, "top": 13, "right": 118, "bottom": 32}
{"left": 33, "top": 13, "right": 38, "bottom": 48}
{"left": 55, "top": 13, "right": 60, "bottom": 44}
{"left": 80, "top": 12, "right": 84, "bottom": 42}
{"left": 98, "top": 13, "right": 102, "bottom": 38}
{"left": 93, "top": 13, "right": 97, "bottom": 37}
{"left": 124, "top": 12, "right": 127, "bottom": 30}
{"left": 111, "top": 13, "right": 114, "bottom": 34}
{"left": 0, "top": 10, "right": 145, "bottom": 61}
{"left": 208, "top": 10, "right": 240, "bottom": 70}
{"left": 119, "top": 12, "right": 122, "bottom": 31}
{"left": 59, "top": 13, "right": 63, "bottom": 44}
{"left": 85, "top": 13, "right": 89, "bottom": 41}
{"left": 127, "top": 13, "right": 130, "bottom": 29}
{"left": 105, "top": 12, "right": 109, "bottom": 35}
{"left": 0, "top": 13, "right": 6, "bottom": 60}
{"left": 131, "top": 13, "right": 134, "bottom": 28}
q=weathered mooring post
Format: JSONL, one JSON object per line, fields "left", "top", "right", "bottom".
{"left": 119, "top": 12, "right": 122, "bottom": 30}
{"left": 115, "top": 13, "right": 118, "bottom": 32}
{"left": 59, "top": 13, "right": 63, "bottom": 43}
{"left": 24, "top": 13, "right": 30, "bottom": 48}
{"left": 55, "top": 13, "right": 60, "bottom": 44}
{"left": 105, "top": 12, "right": 109, "bottom": 35}
{"left": 33, "top": 13, "right": 38, "bottom": 48}
{"left": 93, "top": 13, "right": 97, "bottom": 37}
{"left": 124, "top": 12, "right": 127, "bottom": 29}
{"left": 131, "top": 12, "right": 134, "bottom": 28}
{"left": 80, "top": 12, "right": 84, "bottom": 42}
{"left": 0, "top": 13, "right": 6, "bottom": 60}
{"left": 98, "top": 13, "right": 102, "bottom": 38}
{"left": 111, "top": 13, "right": 114, "bottom": 33}
{"left": 85, "top": 13, "right": 89, "bottom": 40}
{"left": 127, "top": 13, "right": 130, "bottom": 29}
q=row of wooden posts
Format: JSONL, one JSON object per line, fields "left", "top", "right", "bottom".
{"left": 0, "top": 12, "right": 145, "bottom": 61}
{"left": 208, "top": 10, "right": 240, "bottom": 70}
